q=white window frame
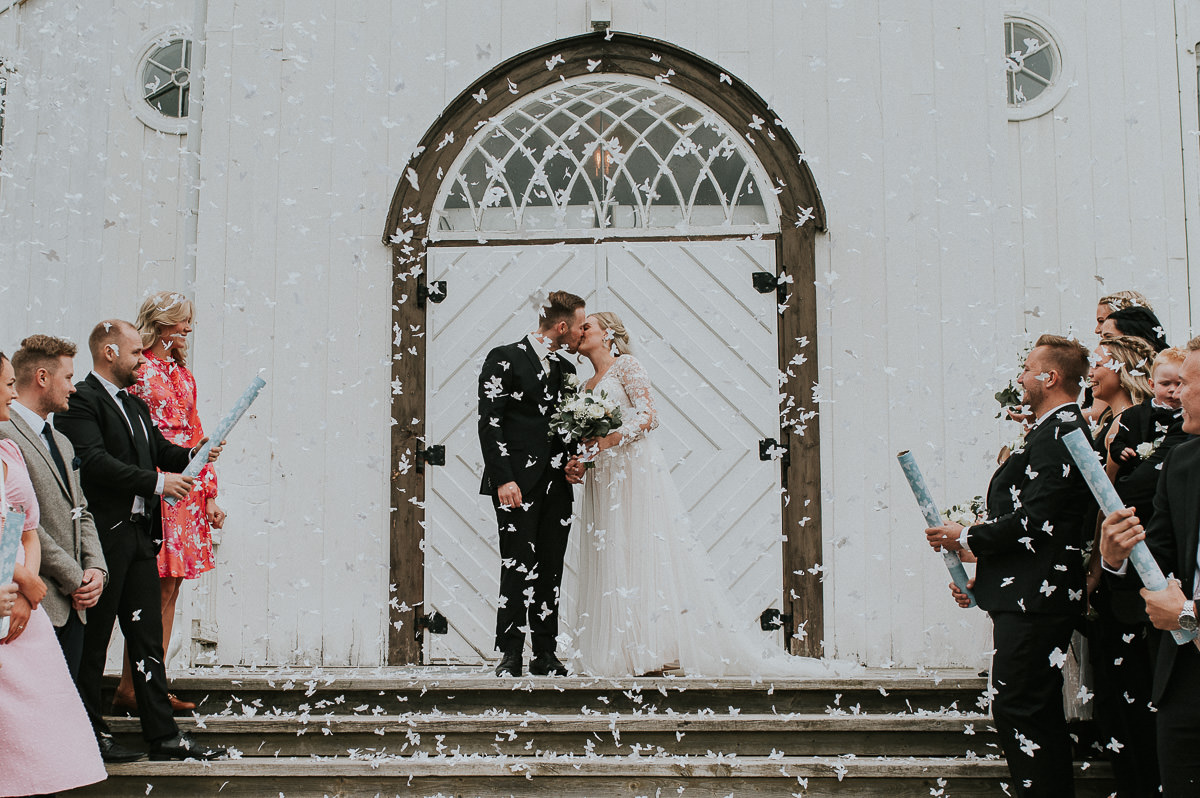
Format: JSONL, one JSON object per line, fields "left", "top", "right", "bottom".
{"left": 127, "top": 25, "right": 193, "bottom": 135}
{"left": 1005, "top": 12, "right": 1071, "bottom": 122}
{"left": 430, "top": 75, "right": 781, "bottom": 240}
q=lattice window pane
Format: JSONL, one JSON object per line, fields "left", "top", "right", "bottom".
{"left": 432, "top": 77, "right": 776, "bottom": 238}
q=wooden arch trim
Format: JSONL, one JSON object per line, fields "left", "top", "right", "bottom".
{"left": 384, "top": 31, "right": 827, "bottom": 664}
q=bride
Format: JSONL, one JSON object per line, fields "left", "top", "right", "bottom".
{"left": 568, "top": 311, "right": 856, "bottom": 678}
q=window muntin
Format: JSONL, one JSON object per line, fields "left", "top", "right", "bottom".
{"left": 433, "top": 77, "right": 777, "bottom": 238}
{"left": 142, "top": 38, "right": 191, "bottom": 119}
{"left": 1006, "top": 19, "right": 1057, "bottom": 107}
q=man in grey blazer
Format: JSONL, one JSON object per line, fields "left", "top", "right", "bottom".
{"left": 0, "top": 334, "right": 106, "bottom": 678}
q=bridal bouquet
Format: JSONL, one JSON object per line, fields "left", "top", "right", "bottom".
{"left": 550, "top": 382, "right": 623, "bottom": 469}
{"left": 941, "top": 495, "right": 986, "bottom": 527}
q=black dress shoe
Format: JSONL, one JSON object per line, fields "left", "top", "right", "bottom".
{"left": 495, "top": 652, "right": 522, "bottom": 677}
{"left": 97, "top": 733, "right": 145, "bottom": 763}
{"left": 150, "top": 731, "right": 226, "bottom": 761}
{"left": 529, "top": 652, "right": 568, "bottom": 676}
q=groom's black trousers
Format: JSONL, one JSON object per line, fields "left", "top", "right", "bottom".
{"left": 493, "top": 468, "right": 573, "bottom": 655}
{"left": 989, "top": 611, "right": 1077, "bottom": 797}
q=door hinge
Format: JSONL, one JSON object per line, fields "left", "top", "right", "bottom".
{"left": 417, "top": 611, "right": 448, "bottom": 635}
{"left": 417, "top": 280, "right": 447, "bottom": 309}
{"left": 759, "top": 438, "right": 790, "bottom": 470}
{"left": 760, "top": 608, "right": 793, "bottom": 632}
{"left": 752, "top": 271, "right": 786, "bottom": 304}
{"left": 416, "top": 443, "right": 446, "bottom": 473}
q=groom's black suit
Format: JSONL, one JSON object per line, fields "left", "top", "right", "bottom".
{"left": 55, "top": 373, "right": 189, "bottom": 743}
{"left": 966, "top": 403, "right": 1094, "bottom": 797}
{"left": 478, "top": 336, "right": 576, "bottom": 655}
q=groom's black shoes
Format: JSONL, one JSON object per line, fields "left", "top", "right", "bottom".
{"left": 495, "top": 652, "right": 523, "bottom": 677}
{"left": 529, "top": 652, "right": 569, "bottom": 676}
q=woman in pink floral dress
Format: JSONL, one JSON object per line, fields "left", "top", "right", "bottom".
{"left": 113, "top": 291, "right": 226, "bottom": 712}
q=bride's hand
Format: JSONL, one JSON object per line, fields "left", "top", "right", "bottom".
{"left": 591, "top": 431, "right": 623, "bottom": 452}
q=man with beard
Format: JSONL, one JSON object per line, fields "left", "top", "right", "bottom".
{"left": 926, "top": 334, "right": 1095, "bottom": 797}
{"left": 478, "top": 291, "right": 586, "bottom": 677}
{"left": 55, "top": 320, "right": 225, "bottom": 762}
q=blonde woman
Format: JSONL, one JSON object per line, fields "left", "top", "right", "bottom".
{"left": 569, "top": 312, "right": 851, "bottom": 678}
{"left": 1085, "top": 334, "right": 1163, "bottom": 796}
{"left": 112, "top": 292, "right": 225, "bottom": 713}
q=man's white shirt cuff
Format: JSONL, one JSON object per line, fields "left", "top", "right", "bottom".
{"left": 959, "top": 526, "right": 971, "bottom": 553}
{"left": 1101, "top": 558, "right": 1129, "bottom": 576}
{"left": 154, "top": 473, "right": 165, "bottom": 496}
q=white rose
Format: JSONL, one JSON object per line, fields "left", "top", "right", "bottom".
{"left": 585, "top": 403, "right": 605, "bottom": 419}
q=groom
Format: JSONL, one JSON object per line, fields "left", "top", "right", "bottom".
{"left": 478, "top": 290, "right": 586, "bottom": 677}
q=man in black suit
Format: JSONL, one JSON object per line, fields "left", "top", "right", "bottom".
{"left": 478, "top": 291, "right": 586, "bottom": 677}
{"left": 927, "top": 334, "right": 1095, "bottom": 797}
{"left": 55, "top": 320, "right": 225, "bottom": 762}
{"left": 1101, "top": 336, "right": 1200, "bottom": 796}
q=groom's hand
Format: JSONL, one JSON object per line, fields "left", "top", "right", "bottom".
{"left": 497, "top": 481, "right": 523, "bottom": 509}
{"left": 564, "top": 457, "right": 585, "bottom": 484}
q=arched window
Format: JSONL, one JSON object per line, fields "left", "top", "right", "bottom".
{"left": 432, "top": 76, "right": 777, "bottom": 239}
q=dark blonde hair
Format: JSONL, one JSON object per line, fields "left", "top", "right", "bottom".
{"left": 135, "top": 291, "right": 194, "bottom": 366}
{"left": 1096, "top": 335, "right": 1156, "bottom": 405}
{"left": 11, "top": 335, "right": 77, "bottom": 388}
{"left": 538, "top": 290, "right": 586, "bottom": 330}
{"left": 589, "top": 312, "right": 633, "bottom": 356}
{"left": 1033, "top": 334, "right": 1091, "bottom": 393}
{"left": 1099, "top": 290, "right": 1153, "bottom": 313}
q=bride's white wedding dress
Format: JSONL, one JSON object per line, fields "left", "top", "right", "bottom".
{"left": 572, "top": 354, "right": 857, "bottom": 678}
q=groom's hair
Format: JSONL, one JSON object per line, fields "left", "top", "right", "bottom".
{"left": 538, "top": 291, "right": 586, "bottom": 330}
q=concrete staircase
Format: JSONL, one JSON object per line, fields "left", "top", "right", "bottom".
{"left": 69, "top": 667, "right": 1116, "bottom": 797}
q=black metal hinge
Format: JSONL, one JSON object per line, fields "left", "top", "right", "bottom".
{"left": 417, "top": 280, "right": 447, "bottom": 309}
{"left": 417, "top": 611, "right": 448, "bottom": 635}
{"left": 760, "top": 608, "right": 793, "bottom": 632}
{"left": 759, "top": 438, "right": 790, "bottom": 471}
{"left": 416, "top": 443, "right": 446, "bottom": 473}
{"left": 752, "top": 271, "right": 786, "bottom": 304}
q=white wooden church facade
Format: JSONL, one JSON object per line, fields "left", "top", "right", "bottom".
{"left": 1, "top": 0, "right": 1199, "bottom": 671}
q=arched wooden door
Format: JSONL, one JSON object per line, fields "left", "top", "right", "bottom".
{"left": 383, "top": 33, "right": 826, "bottom": 665}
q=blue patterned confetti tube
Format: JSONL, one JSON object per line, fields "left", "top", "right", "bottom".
{"left": 897, "top": 450, "right": 976, "bottom": 607}
{"left": 0, "top": 470, "right": 27, "bottom": 637}
{"left": 1062, "top": 428, "right": 1195, "bottom": 645}
{"left": 166, "top": 374, "right": 267, "bottom": 507}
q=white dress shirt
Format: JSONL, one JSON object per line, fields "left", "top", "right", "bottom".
{"left": 11, "top": 400, "right": 52, "bottom": 453}
{"left": 526, "top": 332, "right": 555, "bottom": 375}
{"left": 89, "top": 371, "right": 164, "bottom": 512}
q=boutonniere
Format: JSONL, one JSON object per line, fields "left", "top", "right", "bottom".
{"left": 1135, "top": 436, "right": 1165, "bottom": 461}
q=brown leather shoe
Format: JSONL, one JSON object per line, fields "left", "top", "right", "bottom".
{"left": 168, "top": 692, "right": 196, "bottom": 711}
{"left": 112, "top": 692, "right": 196, "bottom": 713}
{"left": 111, "top": 692, "right": 137, "bottom": 715}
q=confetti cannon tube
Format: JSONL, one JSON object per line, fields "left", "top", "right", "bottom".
{"left": 0, "top": 460, "right": 27, "bottom": 638}
{"left": 896, "top": 450, "right": 977, "bottom": 608}
{"left": 166, "top": 375, "right": 266, "bottom": 507}
{"left": 1062, "top": 428, "right": 1196, "bottom": 645}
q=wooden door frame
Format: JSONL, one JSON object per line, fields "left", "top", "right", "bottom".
{"left": 382, "top": 31, "right": 826, "bottom": 664}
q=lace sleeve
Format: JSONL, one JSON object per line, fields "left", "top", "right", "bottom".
{"left": 612, "top": 355, "right": 659, "bottom": 445}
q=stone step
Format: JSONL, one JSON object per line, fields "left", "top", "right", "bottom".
{"left": 105, "top": 668, "right": 991, "bottom": 715}
{"left": 72, "top": 755, "right": 1116, "bottom": 798}
{"left": 107, "top": 711, "right": 1001, "bottom": 757}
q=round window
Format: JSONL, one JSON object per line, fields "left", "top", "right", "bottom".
{"left": 1004, "top": 16, "right": 1069, "bottom": 122}
{"left": 142, "top": 39, "right": 191, "bottom": 119}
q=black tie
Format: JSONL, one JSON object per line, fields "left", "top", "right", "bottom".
{"left": 117, "top": 390, "right": 152, "bottom": 467}
{"left": 42, "top": 421, "right": 70, "bottom": 487}
{"left": 546, "top": 353, "right": 562, "bottom": 390}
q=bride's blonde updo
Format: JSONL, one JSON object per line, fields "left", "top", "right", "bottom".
{"left": 591, "top": 311, "right": 633, "bottom": 356}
